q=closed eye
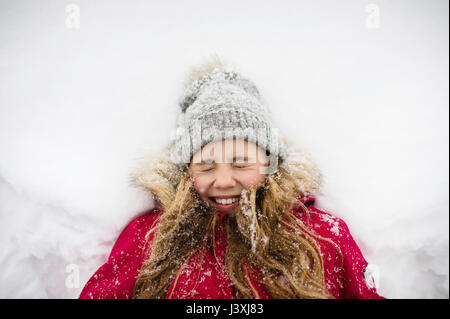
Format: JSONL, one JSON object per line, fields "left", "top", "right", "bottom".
{"left": 200, "top": 166, "right": 214, "bottom": 172}
{"left": 233, "top": 164, "right": 249, "bottom": 169}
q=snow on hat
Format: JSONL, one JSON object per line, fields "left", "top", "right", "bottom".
{"left": 169, "top": 60, "right": 287, "bottom": 174}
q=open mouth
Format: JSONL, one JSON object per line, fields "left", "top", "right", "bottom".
{"left": 209, "top": 196, "right": 241, "bottom": 205}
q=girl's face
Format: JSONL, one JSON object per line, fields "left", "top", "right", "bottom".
{"left": 189, "top": 139, "right": 268, "bottom": 214}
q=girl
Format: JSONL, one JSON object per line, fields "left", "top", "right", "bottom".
{"left": 79, "top": 59, "right": 384, "bottom": 299}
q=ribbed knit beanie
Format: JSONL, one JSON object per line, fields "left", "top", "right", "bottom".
{"left": 169, "top": 61, "right": 287, "bottom": 174}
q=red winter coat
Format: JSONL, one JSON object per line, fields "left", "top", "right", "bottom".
{"left": 79, "top": 197, "right": 384, "bottom": 299}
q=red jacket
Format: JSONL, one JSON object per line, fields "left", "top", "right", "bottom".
{"left": 79, "top": 197, "right": 384, "bottom": 299}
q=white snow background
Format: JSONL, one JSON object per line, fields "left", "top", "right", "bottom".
{"left": 0, "top": 0, "right": 448, "bottom": 298}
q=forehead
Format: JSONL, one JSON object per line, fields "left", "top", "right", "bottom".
{"left": 191, "top": 139, "right": 265, "bottom": 163}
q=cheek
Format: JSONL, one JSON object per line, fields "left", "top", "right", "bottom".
{"left": 237, "top": 170, "right": 266, "bottom": 188}
{"left": 193, "top": 176, "right": 211, "bottom": 196}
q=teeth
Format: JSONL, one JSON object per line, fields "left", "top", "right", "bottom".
{"left": 214, "top": 197, "right": 240, "bottom": 205}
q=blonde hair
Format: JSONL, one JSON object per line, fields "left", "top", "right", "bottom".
{"left": 131, "top": 140, "right": 335, "bottom": 299}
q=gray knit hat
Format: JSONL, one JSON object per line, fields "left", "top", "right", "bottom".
{"left": 169, "top": 64, "right": 287, "bottom": 174}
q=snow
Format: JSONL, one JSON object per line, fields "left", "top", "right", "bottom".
{"left": 319, "top": 214, "right": 341, "bottom": 237}
{"left": 0, "top": 0, "right": 448, "bottom": 298}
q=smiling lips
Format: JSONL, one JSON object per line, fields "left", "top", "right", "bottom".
{"left": 209, "top": 195, "right": 241, "bottom": 207}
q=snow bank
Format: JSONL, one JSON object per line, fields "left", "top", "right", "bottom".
{"left": 0, "top": 0, "right": 447, "bottom": 298}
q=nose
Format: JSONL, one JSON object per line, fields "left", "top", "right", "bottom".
{"left": 213, "top": 166, "right": 236, "bottom": 189}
